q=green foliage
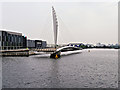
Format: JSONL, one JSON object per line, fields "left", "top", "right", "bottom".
{"left": 80, "top": 45, "right": 86, "bottom": 49}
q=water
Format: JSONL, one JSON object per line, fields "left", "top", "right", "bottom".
{"left": 2, "top": 49, "right": 118, "bottom": 88}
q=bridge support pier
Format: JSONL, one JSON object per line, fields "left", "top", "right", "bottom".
{"left": 50, "top": 51, "right": 61, "bottom": 59}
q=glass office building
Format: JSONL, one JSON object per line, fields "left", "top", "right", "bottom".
{"left": 0, "top": 30, "right": 27, "bottom": 50}
{"left": 27, "top": 39, "right": 47, "bottom": 49}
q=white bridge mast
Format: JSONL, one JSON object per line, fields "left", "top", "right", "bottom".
{"left": 52, "top": 6, "right": 58, "bottom": 48}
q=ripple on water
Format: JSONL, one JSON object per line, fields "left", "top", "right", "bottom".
{"left": 2, "top": 49, "right": 118, "bottom": 88}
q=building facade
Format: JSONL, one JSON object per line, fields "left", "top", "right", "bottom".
{"left": 41, "top": 41, "right": 47, "bottom": 48}
{"left": 35, "top": 40, "right": 42, "bottom": 49}
{"left": 0, "top": 30, "right": 27, "bottom": 50}
{"left": 68, "top": 43, "right": 84, "bottom": 47}
{"left": 27, "top": 40, "right": 47, "bottom": 49}
{"left": 27, "top": 39, "right": 35, "bottom": 48}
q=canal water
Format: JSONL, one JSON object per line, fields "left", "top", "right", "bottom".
{"left": 2, "top": 49, "right": 118, "bottom": 88}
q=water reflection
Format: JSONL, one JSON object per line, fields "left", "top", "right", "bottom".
{"left": 2, "top": 49, "right": 118, "bottom": 88}
{"left": 0, "top": 56, "right": 2, "bottom": 89}
{"left": 50, "top": 59, "right": 60, "bottom": 88}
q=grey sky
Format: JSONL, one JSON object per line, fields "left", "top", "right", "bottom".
{"left": 0, "top": 1, "right": 118, "bottom": 44}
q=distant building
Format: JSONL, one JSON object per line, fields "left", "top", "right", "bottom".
{"left": 0, "top": 30, "right": 27, "bottom": 50}
{"left": 68, "top": 43, "right": 84, "bottom": 47}
{"left": 113, "top": 44, "right": 120, "bottom": 49}
{"left": 96, "top": 43, "right": 106, "bottom": 47}
{"left": 86, "top": 44, "right": 94, "bottom": 48}
{"left": 27, "top": 39, "right": 35, "bottom": 48}
{"left": 47, "top": 44, "right": 55, "bottom": 48}
{"left": 27, "top": 39, "right": 47, "bottom": 49}
{"left": 41, "top": 41, "right": 47, "bottom": 48}
{"left": 35, "top": 40, "right": 42, "bottom": 49}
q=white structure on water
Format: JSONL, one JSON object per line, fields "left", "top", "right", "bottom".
{"left": 52, "top": 6, "right": 58, "bottom": 48}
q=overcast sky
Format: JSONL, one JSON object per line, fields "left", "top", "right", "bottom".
{"left": 0, "top": 0, "right": 118, "bottom": 44}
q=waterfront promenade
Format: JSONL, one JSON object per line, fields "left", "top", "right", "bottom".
{"left": 0, "top": 48, "right": 56, "bottom": 56}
